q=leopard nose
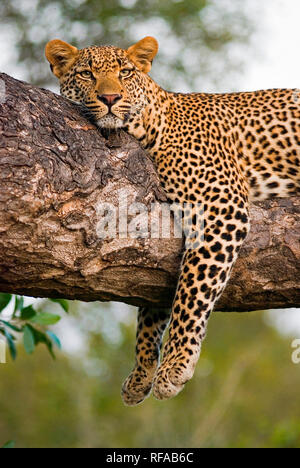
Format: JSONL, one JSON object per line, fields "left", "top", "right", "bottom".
{"left": 98, "top": 93, "right": 122, "bottom": 108}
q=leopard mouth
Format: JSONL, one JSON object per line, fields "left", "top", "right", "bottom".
{"left": 96, "top": 112, "right": 125, "bottom": 129}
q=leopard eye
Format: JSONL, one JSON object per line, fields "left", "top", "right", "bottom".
{"left": 79, "top": 70, "right": 93, "bottom": 79}
{"left": 119, "top": 69, "right": 132, "bottom": 78}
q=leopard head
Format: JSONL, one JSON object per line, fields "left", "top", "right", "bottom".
{"left": 45, "top": 37, "right": 158, "bottom": 129}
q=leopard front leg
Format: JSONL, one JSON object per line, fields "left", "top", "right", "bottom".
{"left": 122, "top": 306, "right": 170, "bottom": 406}
{"left": 153, "top": 205, "right": 250, "bottom": 400}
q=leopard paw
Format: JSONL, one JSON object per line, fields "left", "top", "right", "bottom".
{"left": 121, "top": 367, "right": 154, "bottom": 406}
{"left": 152, "top": 351, "right": 200, "bottom": 400}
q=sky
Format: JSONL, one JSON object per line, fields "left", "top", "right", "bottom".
{"left": 0, "top": 0, "right": 299, "bottom": 339}
{"left": 241, "top": 0, "right": 300, "bottom": 92}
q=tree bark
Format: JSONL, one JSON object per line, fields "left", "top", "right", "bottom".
{"left": 0, "top": 73, "right": 299, "bottom": 312}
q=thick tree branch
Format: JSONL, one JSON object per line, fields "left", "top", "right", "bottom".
{"left": 0, "top": 73, "right": 299, "bottom": 311}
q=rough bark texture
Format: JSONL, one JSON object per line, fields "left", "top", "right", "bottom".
{"left": 0, "top": 73, "right": 299, "bottom": 311}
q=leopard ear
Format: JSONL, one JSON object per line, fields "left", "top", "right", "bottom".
{"left": 127, "top": 37, "right": 158, "bottom": 73}
{"left": 45, "top": 39, "right": 78, "bottom": 78}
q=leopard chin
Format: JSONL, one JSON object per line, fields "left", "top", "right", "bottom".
{"left": 96, "top": 114, "right": 124, "bottom": 129}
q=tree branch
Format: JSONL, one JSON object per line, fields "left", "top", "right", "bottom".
{"left": 0, "top": 73, "right": 299, "bottom": 311}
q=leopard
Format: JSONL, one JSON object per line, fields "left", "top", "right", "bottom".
{"left": 45, "top": 36, "right": 300, "bottom": 405}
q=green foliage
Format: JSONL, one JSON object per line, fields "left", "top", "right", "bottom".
{"left": 0, "top": 294, "right": 12, "bottom": 311}
{"left": 23, "top": 325, "right": 36, "bottom": 354}
{"left": 0, "top": 0, "right": 259, "bottom": 91}
{"left": 49, "top": 299, "right": 69, "bottom": 313}
{"left": 0, "top": 306, "right": 299, "bottom": 448}
{"left": 0, "top": 293, "right": 65, "bottom": 361}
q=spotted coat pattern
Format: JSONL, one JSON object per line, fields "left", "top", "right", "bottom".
{"left": 46, "top": 38, "right": 300, "bottom": 405}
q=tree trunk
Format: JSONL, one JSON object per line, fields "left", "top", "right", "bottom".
{"left": 0, "top": 73, "right": 299, "bottom": 312}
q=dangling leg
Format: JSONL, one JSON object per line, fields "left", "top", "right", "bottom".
{"left": 153, "top": 202, "right": 250, "bottom": 400}
{"left": 122, "top": 306, "right": 171, "bottom": 406}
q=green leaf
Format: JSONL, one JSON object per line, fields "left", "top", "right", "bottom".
{"left": 46, "top": 331, "right": 61, "bottom": 350}
{"left": 30, "top": 327, "right": 56, "bottom": 360}
{"left": 30, "top": 313, "right": 61, "bottom": 326}
{"left": 23, "top": 325, "right": 35, "bottom": 355}
{"left": 44, "top": 339, "right": 55, "bottom": 360}
{"left": 1, "top": 440, "right": 15, "bottom": 449}
{"left": 21, "top": 305, "right": 36, "bottom": 320}
{"left": 0, "top": 320, "right": 22, "bottom": 333}
{"left": 0, "top": 294, "right": 12, "bottom": 313}
{"left": 29, "top": 327, "right": 48, "bottom": 345}
{"left": 14, "top": 296, "right": 24, "bottom": 314}
{"left": 50, "top": 299, "right": 69, "bottom": 313}
{"left": 4, "top": 330, "right": 17, "bottom": 361}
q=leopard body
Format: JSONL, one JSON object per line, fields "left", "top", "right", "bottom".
{"left": 46, "top": 37, "right": 300, "bottom": 404}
